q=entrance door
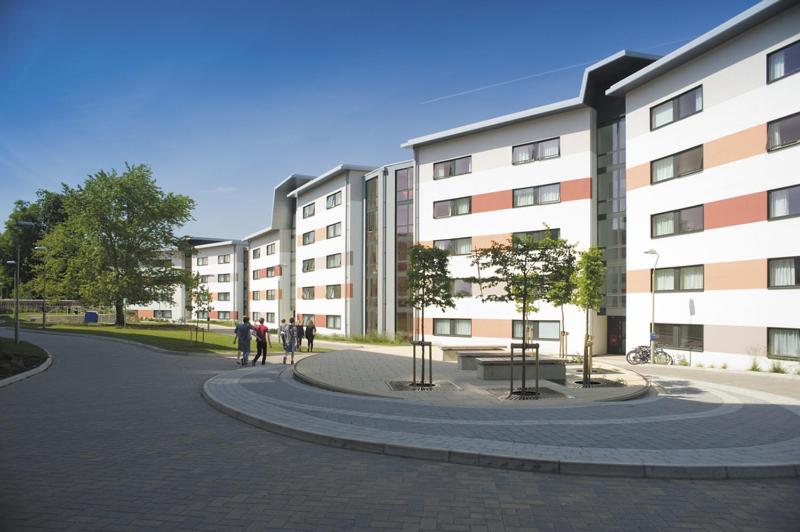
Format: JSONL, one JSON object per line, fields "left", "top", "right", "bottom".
{"left": 607, "top": 316, "right": 626, "bottom": 354}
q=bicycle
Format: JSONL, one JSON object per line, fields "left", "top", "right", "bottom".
{"left": 626, "top": 345, "right": 674, "bottom": 365}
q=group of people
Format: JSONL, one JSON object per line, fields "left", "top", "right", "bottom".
{"left": 233, "top": 316, "right": 317, "bottom": 366}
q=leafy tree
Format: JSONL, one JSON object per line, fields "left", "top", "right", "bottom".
{"left": 190, "top": 273, "right": 214, "bottom": 334}
{"left": 573, "top": 246, "right": 606, "bottom": 387}
{"left": 407, "top": 244, "right": 455, "bottom": 342}
{"left": 540, "top": 232, "right": 577, "bottom": 357}
{"left": 37, "top": 164, "right": 195, "bottom": 325}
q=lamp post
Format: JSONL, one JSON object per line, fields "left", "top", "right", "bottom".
{"left": 644, "top": 249, "right": 659, "bottom": 363}
{"left": 34, "top": 246, "right": 47, "bottom": 329}
{"left": 12, "top": 221, "right": 36, "bottom": 344}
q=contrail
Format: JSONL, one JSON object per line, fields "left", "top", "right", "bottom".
{"left": 420, "top": 36, "right": 694, "bottom": 105}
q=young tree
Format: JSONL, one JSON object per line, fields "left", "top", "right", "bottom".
{"left": 540, "top": 233, "right": 577, "bottom": 357}
{"left": 470, "top": 236, "right": 546, "bottom": 396}
{"left": 38, "top": 164, "right": 195, "bottom": 325}
{"left": 573, "top": 246, "right": 606, "bottom": 387}
{"left": 191, "top": 274, "right": 214, "bottom": 336}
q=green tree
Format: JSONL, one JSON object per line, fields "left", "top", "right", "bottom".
{"left": 407, "top": 244, "right": 455, "bottom": 343}
{"left": 540, "top": 233, "right": 577, "bottom": 357}
{"left": 190, "top": 273, "right": 214, "bottom": 334}
{"left": 573, "top": 246, "right": 605, "bottom": 387}
{"left": 37, "top": 164, "right": 195, "bottom": 325}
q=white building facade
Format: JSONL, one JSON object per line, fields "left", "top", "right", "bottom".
{"left": 194, "top": 240, "right": 245, "bottom": 322}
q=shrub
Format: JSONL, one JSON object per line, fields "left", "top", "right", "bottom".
{"left": 721, "top": 363, "right": 728, "bottom": 370}
{"left": 678, "top": 358, "right": 689, "bottom": 367}
{"left": 696, "top": 362, "right": 704, "bottom": 368}
{"left": 708, "top": 364, "right": 715, "bottom": 369}
{"left": 749, "top": 359, "right": 761, "bottom": 372}
{"left": 770, "top": 361, "right": 787, "bottom": 374}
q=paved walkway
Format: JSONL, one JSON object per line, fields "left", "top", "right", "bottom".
{"left": 204, "top": 351, "right": 800, "bottom": 479}
{"left": 2, "top": 329, "right": 800, "bottom": 531}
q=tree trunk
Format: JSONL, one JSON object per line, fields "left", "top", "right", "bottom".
{"left": 560, "top": 305, "right": 565, "bottom": 358}
{"left": 582, "top": 308, "right": 590, "bottom": 387}
{"left": 115, "top": 301, "right": 125, "bottom": 326}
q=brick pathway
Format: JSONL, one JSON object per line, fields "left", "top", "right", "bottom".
{"left": 1, "top": 329, "right": 799, "bottom": 530}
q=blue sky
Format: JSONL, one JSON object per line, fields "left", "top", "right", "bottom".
{"left": 1, "top": 0, "right": 756, "bottom": 238}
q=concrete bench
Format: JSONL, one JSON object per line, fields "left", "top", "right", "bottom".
{"left": 457, "top": 351, "right": 512, "bottom": 371}
{"left": 476, "top": 357, "right": 567, "bottom": 381}
{"left": 442, "top": 345, "right": 505, "bottom": 362}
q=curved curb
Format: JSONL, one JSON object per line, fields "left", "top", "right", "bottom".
{"left": 292, "top": 355, "right": 398, "bottom": 399}
{"left": 0, "top": 347, "right": 52, "bottom": 389}
{"left": 201, "top": 371, "right": 800, "bottom": 480}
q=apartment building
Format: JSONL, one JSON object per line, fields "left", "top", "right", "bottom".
{"left": 289, "top": 164, "right": 374, "bottom": 334}
{"left": 609, "top": 0, "right": 800, "bottom": 368}
{"left": 194, "top": 240, "right": 245, "bottom": 321}
{"left": 128, "top": 249, "right": 190, "bottom": 322}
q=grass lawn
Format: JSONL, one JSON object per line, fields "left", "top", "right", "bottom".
{"left": 316, "top": 332, "right": 409, "bottom": 346}
{"left": 0, "top": 337, "right": 49, "bottom": 379}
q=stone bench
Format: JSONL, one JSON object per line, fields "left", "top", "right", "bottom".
{"left": 457, "top": 351, "right": 512, "bottom": 371}
{"left": 476, "top": 357, "right": 567, "bottom": 381}
{"left": 441, "top": 345, "right": 505, "bottom": 362}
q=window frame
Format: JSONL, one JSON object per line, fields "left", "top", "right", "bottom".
{"left": 217, "top": 273, "right": 231, "bottom": 283}
{"left": 251, "top": 248, "right": 261, "bottom": 259}
{"left": 302, "top": 231, "right": 315, "bottom": 245}
{"left": 326, "top": 191, "right": 342, "bottom": 209}
{"left": 217, "top": 254, "right": 231, "bottom": 264}
{"left": 512, "top": 228, "right": 561, "bottom": 242}
{"left": 252, "top": 270, "right": 261, "bottom": 280}
{"left": 433, "top": 196, "right": 472, "bottom": 219}
{"left": 650, "top": 204, "right": 704, "bottom": 239}
{"left": 511, "top": 319, "right": 561, "bottom": 341}
{"left": 652, "top": 265, "right": 705, "bottom": 293}
{"left": 302, "top": 258, "right": 315, "bottom": 273}
{"left": 649, "top": 85, "right": 703, "bottom": 131}
{"left": 767, "top": 327, "right": 800, "bottom": 360}
{"left": 217, "top": 311, "right": 230, "bottom": 321}
{"left": 326, "top": 253, "right": 342, "bottom": 269}
{"left": 326, "top": 315, "right": 342, "bottom": 329}
{"left": 265, "top": 243, "right": 276, "bottom": 255}
{"left": 301, "top": 287, "right": 315, "bottom": 300}
{"left": 511, "top": 137, "right": 561, "bottom": 165}
{"left": 302, "top": 202, "right": 315, "bottom": 219}
{"left": 153, "top": 310, "right": 172, "bottom": 320}
{"left": 767, "top": 256, "right": 800, "bottom": 289}
{"left": 450, "top": 279, "right": 472, "bottom": 297}
{"left": 433, "top": 237, "right": 472, "bottom": 256}
{"left": 767, "top": 111, "right": 800, "bottom": 152}
{"left": 654, "top": 323, "right": 704, "bottom": 351}
{"left": 767, "top": 39, "right": 800, "bottom": 84}
{"left": 433, "top": 155, "right": 472, "bottom": 180}
{"left": 650, "top": 145, "right": 704, "bottom": 185}
{"left": 251, "top": 290, "right": 261, "bottom": 301}
{"left": 197, "top": 257, "right": 208, "bottom": 266}
{"left": 432, "top": 318, "right": 472, "bottom": 337}
{"left": 265, "top": 289, "right": 276, "bottom": 300}
{"left": 512, "top": 182, "right": 561, "bottom": 208}
{"left": 265, "top": 312, "right": 276, "bottom": 323}
{"left": 768, "top": 184, "right": 800, "bottom": 220}
{"left": 326, "top": 284, "right": 342, "bottom": 299}
{"left": 266, "top": 267, "right": 276, "bottom": 278}
{"left": 217, "top": 292, "right": 231, "bottom": 302}
{"left": 326, "top": 222, "right": 342, "bottom": 239}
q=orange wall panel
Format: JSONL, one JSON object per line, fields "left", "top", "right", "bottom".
{"left": 561, "top": 177, "right": 592, "bottom": 201}
{"left": 472, "top": 190, "right": 513, "bottom": 213}
{"left": 627, "top": 269, "right": 650, "bottom": 293}
{"left": 704, "top": 124, "right": 766, "bottom": 169}
{"left": 704, "top": 191, "right": 767, "bottom": 230}
{"left": 626, "top": 163, "right": 650, "bottom": 191}
{"left": 705, "top": 259, "right": 767, "bottom": 290}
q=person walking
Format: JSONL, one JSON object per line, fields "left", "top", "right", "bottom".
{"left": 295, "top": 318, "right": 304, "bottom": 351}
{"left": 234, "top": 316, "right": 254, "bottom": 366}
{"left": 305, "top": 319, "right": 316, "bottom": 352}
{"left": 282, "top": 317, "right": 297, "bottom": 365}
{"left": 279, "top": 319, "right": 287, "bottom": 351}
{"left": 251, "top": 317, "right": 272, "bottom": 366}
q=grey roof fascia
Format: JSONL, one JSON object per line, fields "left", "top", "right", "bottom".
{"left": 364, "top": 159, "right": 415, "bottom": 178}
{"left": 606, "top": 0, "right": 792, "bottom": 96}
{"left": 241, "top": 226, "right": 279, "bottom": 242}
{"left": 194, "top": 239, "right": 244, "bottom": 250}
{"left": 286, "top": 163, "right": 376, "bottom": 198}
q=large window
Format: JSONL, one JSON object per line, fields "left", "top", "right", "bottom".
{"left": 154, "top": 310, "right": 172, "bottom": 319}
{"left": 266, "top": 243, "right": 275, "bottom": 255}
{"left": 326, "top": 315, "right": 341, "bottom": 329}
{"left": 251, "top": 290, "right": 261, "bottom": 300}
{"left": 433, "top": 318, "right": 472, "bottom": 337}
{"left": 450, "top": 279, "right": 472, "bottom": 297}
{"left": 651, "top": 146, "right": 703, "bottom": 184}
{"left": 197, "top": 257, "right": 208, "bottom": 266}
{"left": 252, "top": 270, "right": 261, "bottom": 280}
{"left": 217, "top": 311, "right": 230, "bottom": 320}
{"left": 302, "top": 287, "right": 314, "bottom": 300}
{"left": 768, "top": 40, "right": 800, "bottom": 83}
{"left": 326, "top": 191, "right": 342, "bottom": 209}
{"left": 326, "top": 253, "right": 342, "bottom": 269}
{"left": 265, "top": 312, "right": 276, "bottom": 323}
{"left": 768, "top": 257, "right": 800, "bottom": 288}
{"left": 395, "top": 167, "right": 414, "bottom": 340}
{"left": 651, "top": 205, "right": 703, "bottom": 238}
{"left": 326, "top": 284, "right": 342, "bottom": 299}
{"left": 433, "top": 156, "right": 471, "bottom": 180}
{"left": 513, "top": 183, "right": 560, "bottom": 207}
{"left": 217, "top": 292, "right": 231, "bottom": 302}
{"left": 265, "top": 289, "right": 276, "bottom": 300}
{"left": 218, "top": 254, "right": 231, "bottom": 264}
{"left": 434, "top": 237, "right": 472, "bottom": 256}
{"left": 266, "top": 267, "right": 277, "bottom": 278}
{"left": 199, "top": 275, "right": 213, "bottom": 284}
{"left": 650, "top": 86, "right": 703, "bottom": 130}
{"left": 512, "top": 320, "right": 560, "bottom": 341}
{"left": 768, "top": 328, "right": 800, "bottom": 359}
{"left": 654, "top": 265, "right": 704, "bottom": 292}
{"left": 512, "top": 137, "right": 560, "bottom": 164}
{"left": 654, "top": 323, "right": 703, "bottom": 351}
{"left": 433, "top": 197, "right": 471, "bottom": 219}
{"left": 512, "top": 228, "right": 560, "bottom": 242}
{"left": 217, "top": 273, "right": 231, "bottom": 283}
{"left": 768, "top": 185, "right": 800, "bottom": 219}
{"left": 302, "top": 259, "right": 315, "bottom": 272}
{"left": 251, "top": 312, "right": 261, "bottom": 321}
{"left": 768, "top": 112, "right": 800, "bottom": 151}
{"left": 302, "top": 231, "right": 315, "bottom": 245}
{"left": 302, "top": 203, "right": 315, "bottom": 218}
{"left": 327, "top": 222, "right": 341, "bottom": 239}
{"left": 252, "top": 248, "right": 261, "bottom": 259}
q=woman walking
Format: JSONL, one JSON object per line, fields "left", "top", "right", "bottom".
{"left": 305, "top": 319, "right": 316, "bottom": 352}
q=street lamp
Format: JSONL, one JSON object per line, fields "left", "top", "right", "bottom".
{"left": 644, "top": 249, "right": 659, "bottom": 363}
{"left": 12, "top": 221, "right": 36, "bottom": 344}
{"left": 34, "top": 246, "right": 47, "bottom": 329}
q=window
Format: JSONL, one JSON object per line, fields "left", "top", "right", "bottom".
{"left": 196, "top": 311, "right": 209, "bottom": 320}
{"left": 302, "top": 287, "right": 315, "bottom": 300}
{"left": 252, "top": 312, "right": 261, "bottom": 321}
{"left": 265, "top": 289, "right": 276, "bottom": 300}
{"left": 327, "top": 222, "right": 342, "bottom": 239}
{"left": 218, "top": 254, "right": 231, "bottom": 264}
{"left": 302, "top": 203, "right": 315, "bottom": 218}
{"left": 433, "top": 156, "right": 471, "bottom": 179}
{"left": 768, "top": 112, "right": 800, "bottom": 151}
{"left": 217, "top": 311, "right": 230, "bottom": 320}
{"left": 326, "top": 191, "right": 342, "bottom": 209}
{"left": 266, "top": 243, "right": 276, "bottom": 255}
{"left": 302, "top": 259, "right": 315, "bottom": 272}
{"left": 326, "top": 284, "right": 342, "bottom": 299}
{"left": 326, "top": 315, "right": 341, "bottom": 329}
{"left": 434, "top": 237, "right": 472, "bottom": 256}
{"left": 154, "top": 310, "right": 172, "bottom": 319}
{"left": 654, "top": 323, "right": 703, "bottom": 351}
{"left": 651, "top": 205, "right": 703, "bottom": 237}
{"left": 433, "top": 318, "right": 472, "bottom": 337}
{"left": 218, "top": 273, "right": 231, "bottom": 283}
{"left": 768, "top": 185, "right": 800, "bottom": 219}
{"left": 768, "top": 40, "right": 800, "bottom": 83}
{"left": 512, "top": 228, "right": 560, "bottom": 242}
{"left": 768, "top": 328, "right": 800, "bottom": 359}
{"left": 199, "top": 275, "right": 212, "bottom": 284}
{"left": 768, "top": 257, "right": 800, "bottom": 288}
{"left": 512, "top": 320, "right": 560, "bottom": 341}
{"left": 266, "top": 267, "right": 277, "bottom": 278}
{"left": 654, "top": 265, "right": 704, "bottom": 292}
{"left": 252, "top": 248, "right": 261, "bottom": 259}
{"left": 451, "top": 279, "right": 472, "bottom": 297}
{"left": 266, "top": 312, "right": 276, "bottom": 323}
{"left": 252, "top": 290, "right": 261, "bottom": 300}
{"left": 513, "top": 183, "right": 560, "bottom": 207}
{"left": 650, "top": 86, "right": 703, "bottom": 130}
{"left": 433, "top": 197, "right": 471, "bottom": 219}
{"left": 252, "top": 270, "right": 261, "bottom": 280}
{"left": 651, "top": 146, "right": 703, "bottom": 184}
{"left": 512, "top": 137, "right": 560, "bottom": 164}
{"left": 197, "top": 257, "right": 208, "bottom": 266}
{"left": 326, "top": 253, "right": 342, "bottom": 269}
{"left": 302, "top": 231, "right": 315, "bottom": 245}
{"left": 217, "top": 292, "right": 231, "bottom": 302}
